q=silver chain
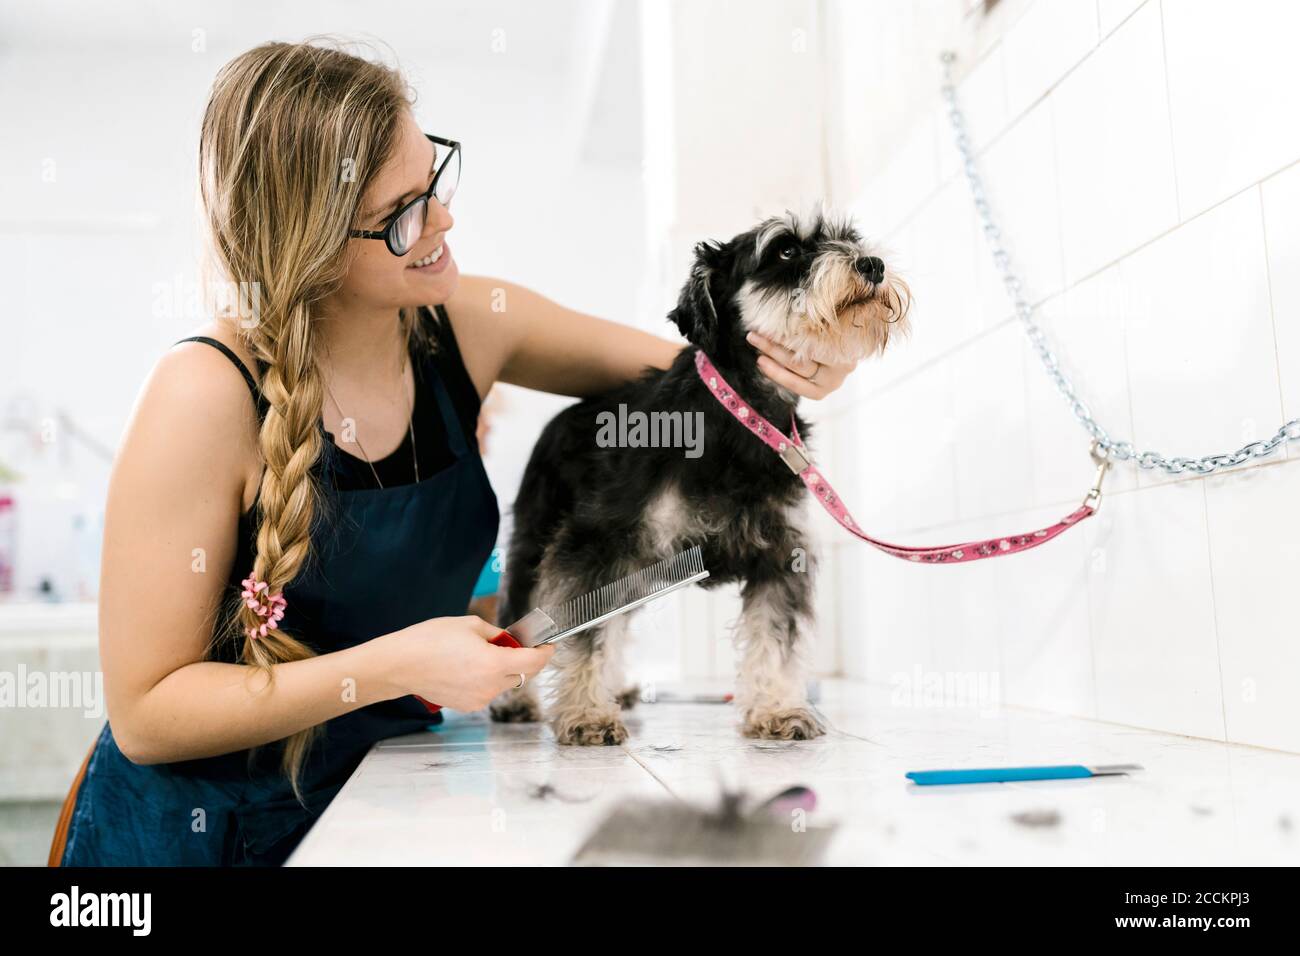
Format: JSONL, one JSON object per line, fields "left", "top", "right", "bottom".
{"left": 939, "top": 51, "right": 1300, "bottom": 475}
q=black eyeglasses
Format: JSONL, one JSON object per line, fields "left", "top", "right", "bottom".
{"left": 349, "top": 134, "right": 460, "bottom": 256}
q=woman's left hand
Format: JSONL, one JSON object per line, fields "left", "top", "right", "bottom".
{"left": 747, "top": 331, "right": 855, "bottom": 400}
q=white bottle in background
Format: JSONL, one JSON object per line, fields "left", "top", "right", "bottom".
{"left": 72, "top": 509, "right": 102, "bottom": 601}
{"left": 0, "top": 494, "right": 15, "bottom": 595}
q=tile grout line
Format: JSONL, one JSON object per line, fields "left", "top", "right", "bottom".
{"left": 847, "top": 676, "right": 1300, "bottom": 755}
{"left": 1156, "top": 0, "right": 1183, "bottom": 223}
{"left": 1190, "top": 481, "right": 1232, "bottom": 743}
{"left": 1101, "top": 0, "right": 1151, "bottom": 42}
{"left": 620, "top": 740, "right": 691, "bottom": 805}
{"left": 1083, "top": 496, "right": 1101, "bottom": 721}
{"left": 1198, "top": 479, "right": 1231, "bottom": 745}
{"left": 1257, "top": 183, "right": 1290, "bottom": 430}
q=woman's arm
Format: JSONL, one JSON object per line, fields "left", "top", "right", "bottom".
{"left": 443, "top": 274, "right": 856, "bottom": 400}
{"left": 97, "top": 342, "right": 401, "bottom": 763}
{"left": 443, "top": 275, "right": 681, "bottom": 400}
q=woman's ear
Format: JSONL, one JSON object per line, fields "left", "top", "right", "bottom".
{"left": 667, "top": 240, "right": 725, "bottom": 352}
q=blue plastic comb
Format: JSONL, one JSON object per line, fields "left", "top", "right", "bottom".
{"left": 905, "top": 764, "right": 1142, "bottom": 786}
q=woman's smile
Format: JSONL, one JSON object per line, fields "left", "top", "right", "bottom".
{"left": 407, "top": 241, "right": 452, "bottom": 274}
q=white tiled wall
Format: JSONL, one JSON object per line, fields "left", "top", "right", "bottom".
{"left": 826, "top": 0, "right": 1300, "bottom": 753}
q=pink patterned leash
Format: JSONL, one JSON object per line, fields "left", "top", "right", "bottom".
{"left": 695, "top": 350, "right": 1108, "bottom": 564}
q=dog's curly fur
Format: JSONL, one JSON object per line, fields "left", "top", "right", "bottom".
{"left": 492, "top": 204, "right": 910, "bottom": 745}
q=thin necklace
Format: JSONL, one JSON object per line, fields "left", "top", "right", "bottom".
{"left": 323, "top": 345, "right": 419, "bottom": 490}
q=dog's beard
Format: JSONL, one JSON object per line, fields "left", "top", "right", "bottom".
{"left": 737, "top": 253, "right": 911, "bottom": 367}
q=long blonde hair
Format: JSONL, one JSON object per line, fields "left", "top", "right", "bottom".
{"left": 198, "top": 38, "right": 431, "bottom": 800}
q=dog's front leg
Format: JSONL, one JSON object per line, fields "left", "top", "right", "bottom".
{"left": 734, "top": 571, "right": 826, "bottom": 740}
{"left": 600, "top": 621, "right": 640, "bottom": 710}
{"left": 549, "top": 615, "right": 629, "bottom": 746}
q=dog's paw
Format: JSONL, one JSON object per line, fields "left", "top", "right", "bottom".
{"left": 741, "top": 707, "right": 826, "bottom": 741}
{"left": 615, "top": 684, "right": 641, "bottom": 710}
{"left": 553, "top": 711, "right": 629, "bottom": 746}
{"left": 489, "top": 691, "right": 542, "bottom": 723}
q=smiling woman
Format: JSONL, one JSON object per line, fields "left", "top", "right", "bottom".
{"left": 50, "top": 39, "right": 560, "bottom": 867}
{"left": 46, "top": 36, "right": 861, "bottom": 869}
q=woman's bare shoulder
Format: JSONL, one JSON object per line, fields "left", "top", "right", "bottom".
{"left": 138, "top": 320, "right": 263, "bottom": 511}
{"left": 439, "top": 275, "right": 516, "bottom": 399}
{"left": 167, "top": 319, "right": 264, "bottom": 389}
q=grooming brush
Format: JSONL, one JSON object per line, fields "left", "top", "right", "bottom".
{"left": 416, "top": 545, "right": 710, "bottom": 713}
{"left": 754, "top": 785, "right": 818, "bottom": 819}
{"left": 905, "top": 764, "right": 1144, "bottom": 786}
{"left": 570, "top": 782, "right": 833, "bottom": 866}
{"left": 648, "top": 689, "right": 735, "bottom": 704}
{"left": 646, "top": 679, "right": 821, "bottom": 705}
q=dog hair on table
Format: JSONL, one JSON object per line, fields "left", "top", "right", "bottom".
{"left": 493, "top": 202, "right": 911, "bottom": 745}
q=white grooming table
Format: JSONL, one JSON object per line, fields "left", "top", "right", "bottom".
{"left": 286, "top": 679, "right": 1300, "bottom": 865}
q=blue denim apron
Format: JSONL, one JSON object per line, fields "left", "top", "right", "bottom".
{"left": 60, "top": 341, "right": 499, "bottom": 865}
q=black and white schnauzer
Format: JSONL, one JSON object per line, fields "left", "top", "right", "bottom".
{"left": 493, "top": 205, "right": 911, "bottom": 745}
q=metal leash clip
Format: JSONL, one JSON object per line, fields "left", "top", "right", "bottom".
{"left": 779, "top": 442, "right": 812, "bottom": 475}
{"left": 1084, "top": 439, "right": 1110, "bottom": 512}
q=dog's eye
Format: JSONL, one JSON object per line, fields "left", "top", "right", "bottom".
{"left": 777, "top": 241, "right": 799, "bottom": 261}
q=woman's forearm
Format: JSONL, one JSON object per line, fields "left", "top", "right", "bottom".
{"left": 509, "top": 317, "right": 683, "bottom": 397}
{"left": 113, "top": 630, "right": 407, "bottom": 765}
{"left": 486, "top": 288, "right": 682, "bottom": 397}
{"left": 623, "top": 326, "right": 683, "bottom": 374}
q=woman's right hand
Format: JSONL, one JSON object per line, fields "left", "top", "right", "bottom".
{"left": 382, "top": 615, "right": 556, "bottom": 711}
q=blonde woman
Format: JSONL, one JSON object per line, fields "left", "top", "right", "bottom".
{"left": 51, "top": 40, "right": 858, "bottom": 866}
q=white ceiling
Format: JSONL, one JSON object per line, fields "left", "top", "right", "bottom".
{"left": 0, "top": 0, "right": 642, "bottom": 166}
{"left": 0, "top": 0, "right": 584, "bottom": 63}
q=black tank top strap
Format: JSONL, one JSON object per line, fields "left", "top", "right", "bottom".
{"left": 175, "top": 316, "right": 469, "bottom": 455}
{"left": 173, "top": 335, "right": 269, "bottom": 420}
{"left": 421, "top": 305, "right": 471, "bottom": 460}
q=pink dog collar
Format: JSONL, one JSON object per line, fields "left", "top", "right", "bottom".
{"left": 695, "top": 349, "right": 1099, "bottom": 564}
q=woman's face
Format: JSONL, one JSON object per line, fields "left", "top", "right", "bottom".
{"left": 339, "top": 110, "right": 458, "bottom": 310}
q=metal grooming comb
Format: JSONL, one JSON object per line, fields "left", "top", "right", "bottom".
{"left": 414, "top": 546, "right": 709, "bottom": 713}
{"left": 505, "top": 545, "right": 710, "bottom": 648}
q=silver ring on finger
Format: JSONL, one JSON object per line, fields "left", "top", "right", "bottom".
{"left": 513, "top": 672, "right": 526, "bottom": 689}
{"left": 808, "top": 361, "right": 823, "bottom": 385}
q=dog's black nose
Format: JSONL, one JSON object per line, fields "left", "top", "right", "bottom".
{"left": 856, "top": 256, "right": 885, "bottom": 284}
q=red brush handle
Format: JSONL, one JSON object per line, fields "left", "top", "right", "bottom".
{"left": 415, "top": 630, "right": 521, "bottom": 714}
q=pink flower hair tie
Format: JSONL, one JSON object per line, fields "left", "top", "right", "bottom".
{"left": 240, "top": 575, "right": 287, "bottom": 641}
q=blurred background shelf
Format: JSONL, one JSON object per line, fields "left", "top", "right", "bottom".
{"left": 0, "top": 599, "right": 101, "bottom": 865}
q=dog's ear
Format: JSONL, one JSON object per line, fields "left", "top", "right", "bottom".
{"left": 668, "top": 240, "right": 726, "bottom": 352}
